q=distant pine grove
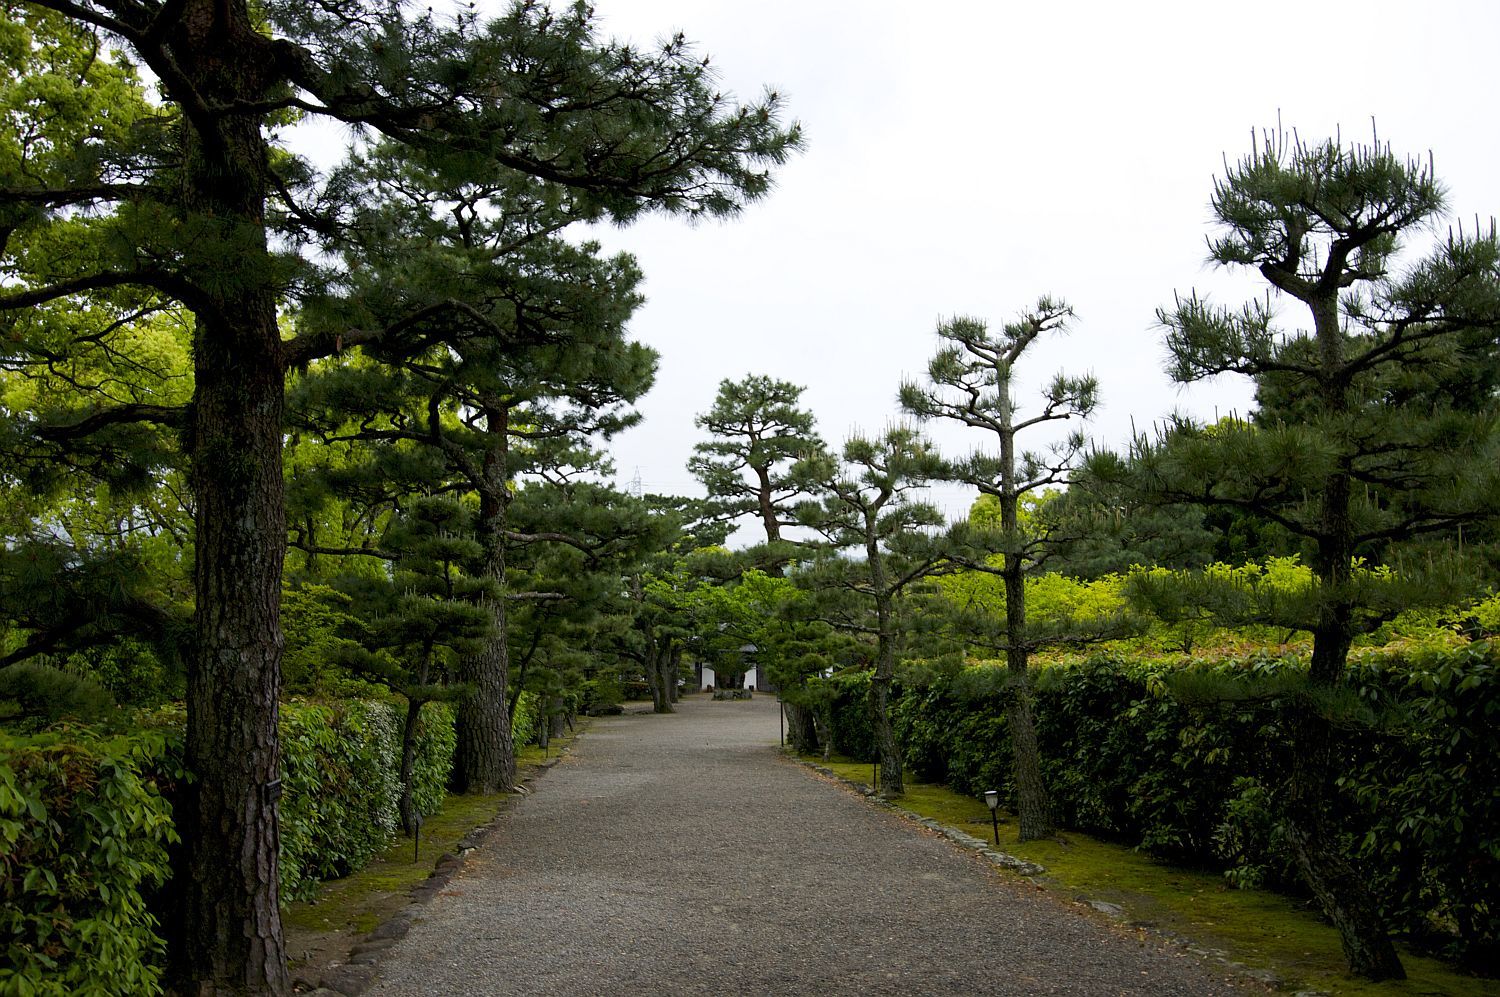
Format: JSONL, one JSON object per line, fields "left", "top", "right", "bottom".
{"left": 3, "top": 1, "right": 1500, "bottom": 993}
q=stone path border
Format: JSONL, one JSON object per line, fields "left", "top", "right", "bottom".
{"left": 294, "top": 738, "right": 580, "bottom": 996}
{"left": 785, "top": 754, "right": 1311, "bottom": 995}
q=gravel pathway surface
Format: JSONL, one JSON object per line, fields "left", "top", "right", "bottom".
{"left": 365, "top": 696, "right": 1254, "bottom": 996}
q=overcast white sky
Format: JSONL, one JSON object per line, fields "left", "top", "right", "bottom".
{"left": 564, "top": 0, "right": 1500, "bottom": 527}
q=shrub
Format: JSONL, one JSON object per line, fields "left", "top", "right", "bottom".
{"left": 819, "top": 669, "right": 874, "bottom": 760}
{"left": 863, "top": 644, "right": 1500, "bottom": 964}
{"left": 278, "top": 699, "right": 455, "bottom": 902}
{"left": 0, "top": 663, "right": 117, "bottom": 728}
{"left": 510, "top": 690, "right": 540, "bottom": 748}
{"left": 0, "top": 728, "right": 177, "bottom": 996}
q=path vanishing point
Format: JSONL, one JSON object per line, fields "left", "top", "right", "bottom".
{"left": 362, "top": 696, "right": 1255, "bottom": 996}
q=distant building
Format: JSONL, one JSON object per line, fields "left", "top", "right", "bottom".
{"left": 695, "top": 644, "right": 771, "bottom": 692}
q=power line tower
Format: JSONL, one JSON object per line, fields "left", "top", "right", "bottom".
{"left": 627, "top": 467, "right": 643, "bottom": 499}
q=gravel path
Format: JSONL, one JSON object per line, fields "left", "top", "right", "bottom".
{"left": 365, "top": 696, "right": 1253, "bottom": 996}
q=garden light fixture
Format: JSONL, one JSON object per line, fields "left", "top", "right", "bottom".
{"left": 984, "top": 789, "right": 1000, "bottom": 847}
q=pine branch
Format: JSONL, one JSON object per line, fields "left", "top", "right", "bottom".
{"left": 0, "top": 270, "right": 208, "bottom": 314}
{"left": 34, "top": 402, "right": 186, "bottom": 442}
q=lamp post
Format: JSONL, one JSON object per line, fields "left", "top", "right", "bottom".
{"left": 984, "top": 789, "right": 1000, "bottom": 847}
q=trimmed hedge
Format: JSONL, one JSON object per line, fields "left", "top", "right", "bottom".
{"left": 2, "top": 691, "right": 551, "bottom": 993}
{"left": 511, "top": 690, "right": 540, "bottom": 749}
{"left": 1, "top": 728, "right": 178, "bottom": 996}
{"left": 825, "top": 643, "right": 1499, "bottom": 964}
{"left": 278, "top": 699, "right": 456, "bottom": 901}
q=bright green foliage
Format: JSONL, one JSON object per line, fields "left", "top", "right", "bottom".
{"left": 0, "top": 6, "right": 185, "bottom": 499}
{"left": 509, "top": 690, "right": 540, "bottom": 749}
{"left": 276, "top": 700, "right": 455, "bottom": 902}
{"left": 933, "top": 566, "right": 1138, "bottom": 655}
{"left": 279, "top": 584, "right": 366, "bottom": 696}
{"left": 816, "top": 668, "right": 877, "bottom": 760}
{"left": 0, "top": 728, "right": 177, "bottom": 996}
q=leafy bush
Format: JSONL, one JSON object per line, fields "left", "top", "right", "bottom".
{"left": 510, "top": 690, "right": 540, "bottom": 748}
{"left": 411, "top": 703, "right": 457, "bottom": 817}
{"left": 1, "top": 728, "right": 177, "bottom": 996}
{"left": 818, "top": 669, "right": 874, "bottom": 760}
{"left": 278, "top": 699, "right": 455, "bottom": 902}
{"left": 0, "top": 662, "right": 116, "bottom": 728}
{"left": 869, "top": 645, "right": 1500, "bottom": 964}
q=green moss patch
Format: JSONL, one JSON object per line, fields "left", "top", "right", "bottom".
{"left": 799, "top": 753, "right": 1486, "bottom": 996}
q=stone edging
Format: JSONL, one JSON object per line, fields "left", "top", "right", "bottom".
{"left": 298, "top": 747, "right": 576, "bottom": 996}
{"left": 786, "top": 754, "right": 1313, "bottom": 995}
{"left": 790, "top": 758, "right": 1046, "bottom": 878}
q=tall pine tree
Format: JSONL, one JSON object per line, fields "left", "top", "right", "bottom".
{"left": 1137, "top": 128, "right": 1500, "bottom": 980}
{"left": 1, "top": 3, "right": 798, "bottom": 989}
{"left": 901, "top": 300, "right": 1098, "bottom": 840}
{"left": 795, "top": 426, "right": 947, "bottom": 796}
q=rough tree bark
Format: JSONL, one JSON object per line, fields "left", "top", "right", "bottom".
{"left": 784, "top": 701, "right": 819, "bottom": 752}
{"left": 397, "top": 698, "right": 423, "bottom": 837}
{"left": 454, "top": 405, "right": 517, "bottom": 793}
{"left": 1000, "top": 425, "right": 1051, "bottom": 842}
{"left": 173, "top": 6, "right": 290, "bottom": 992}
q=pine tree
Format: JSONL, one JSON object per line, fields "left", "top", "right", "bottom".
{"left": 504, "top": 481, "right": 680, "bottom": 716}
{"left": 1, "top": 3, "right": 798, "bottom": 988}
{"left": 332, "top": 496, "right": 491, "bottom": 836}
{"left": 795, "top": 426, "right": 947, "bottom": 796}
{"left": 900, "top": 301, "right": 1097, "bottom": 840}
{"left": 689, "top": 374, "right": 826, "bottom": 737}
{"left": 1138, "top": 128, "right": 1500, "bottom": 980}
{"left": 689, "top": 375, "right": 826, "bottom": 567}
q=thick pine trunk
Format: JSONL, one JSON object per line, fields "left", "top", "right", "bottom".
{"left": 455, "top": 601, "right": 516, "bottom": 792}
{"left": 785, "top": 701, "right": 820, "bottom": 753}
{"left": 1284, "top": 689, "right": 1405, "bottom": 980}
{"left": 869, "top": 599, "right": 904, "bottom": 796}
{"left": 454, "top": 409, "right": 516, "bottom": 793}
{"left": 644, "top": 632, "right": 671, "bottom": 713}
{"left": 867, "top": 663, "right": 903, "bottom": 796}
{"left": 183, "top": 328, "right": 288, "bottom": 993}
{"left": 864, "top": 513, "right": 904, "bottom": 796}
{"left": 1285, "top": 299, "right": 1404, "bottom": 981}
{"left": 652, "top": 636, "right": 675, "bottom": 713}
{"left": 1282, "top": 474, "right": 1403, "bottom": 979}
{"left": 1006, "top": 677, "right": 1049, "bottom": 841}
{"left": 175, "top": 6, "right": 289, "bottom": 991}
{"left": 992, "top": 398, "right": 1052, "bottom": 842}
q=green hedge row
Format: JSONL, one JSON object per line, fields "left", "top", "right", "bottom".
{"left": 1, "top": 692, "right": 549, "bottom": 994}
{"left": 822, "top": 644, "right": 1498, "bottom": 964}
{"left": 278, "top": 699, "right": 456, "bottom": 901}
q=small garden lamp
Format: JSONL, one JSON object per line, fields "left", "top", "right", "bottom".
{"left": 983, "top": 789, "right": 1000, "bottom": 847}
